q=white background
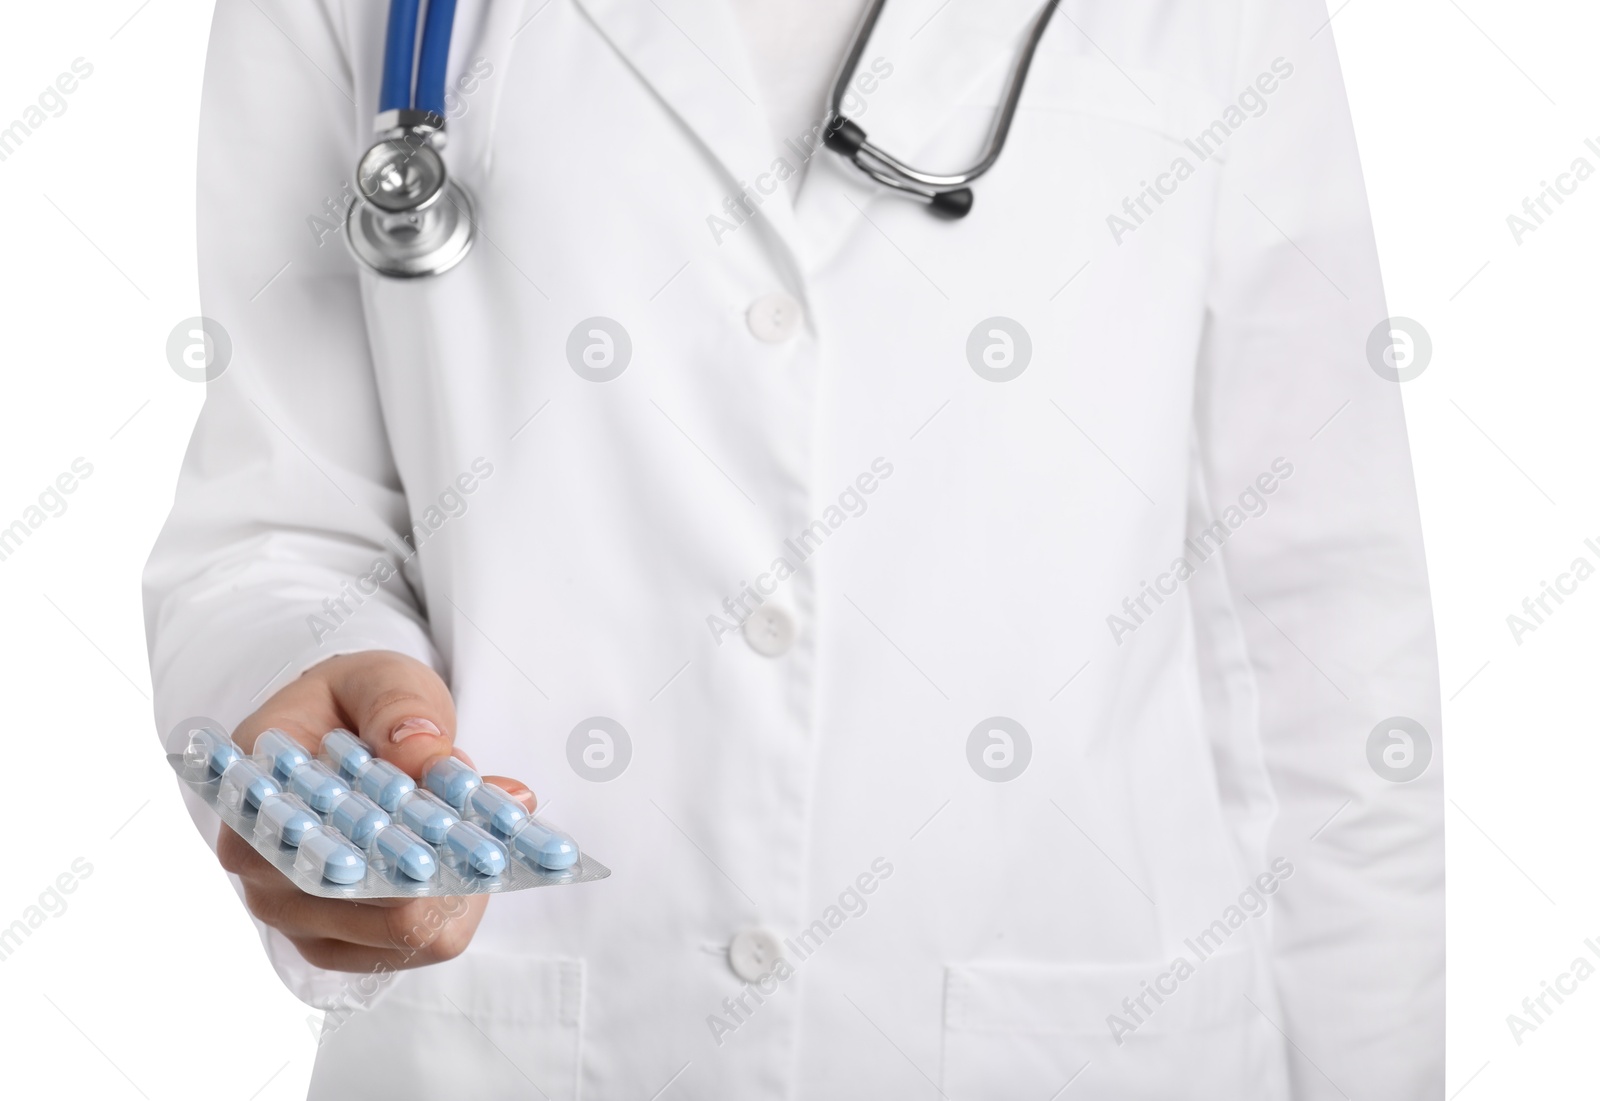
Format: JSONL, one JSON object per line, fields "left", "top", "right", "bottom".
{"left": 0, "top": 1, "right": 1593, "bottom": 1097}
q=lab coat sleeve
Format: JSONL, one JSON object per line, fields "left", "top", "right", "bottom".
{"left": 1191, "top": 1, "right": 1443, "bottom": 1097}
{"left": 142, "top": 0, "right": 438, "bottom": 1008}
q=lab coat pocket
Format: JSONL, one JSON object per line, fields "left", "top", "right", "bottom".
{"left": 940, "top": 950, "right": 1286, "bottom": 1101}
{"left": 308, "top": 952, "right": 585, "bottom": 1101}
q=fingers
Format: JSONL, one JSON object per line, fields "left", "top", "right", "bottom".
{"left": 231, "top": 671, "right": 343, "bottom": 755}
{"left": 318, "top": 651, "right": 457, "bottom": 777}
{"left": 230, "top": 650, "right": 458, "bottom": 778}
{"left": 215, "top": 651, "right": 503, "bottom": 974}
{"left": 484, "top": 774, "right": 537, "bottom": 813}
{"left": 244, "top": 884, "right": 484, "bottom": 952}
{"left": 216, "top": 820, "right": 271, "bottom": 876}
{"left": 263, "top": 894, "right": 484, "bottom": 968}
{"left": 239, "top": 882, "right": 394, "bottom": 949}
{"left": 224, "top": 823, "right": 488, "bottom": 963}
{"left": 285, "top": 913, "right": 478, "bottom": 973}
{"left": 220, "top": 824, "right": 398, "bottom": 949}
{"left": 279, "top": 938, "right": 402, "bottom": 973}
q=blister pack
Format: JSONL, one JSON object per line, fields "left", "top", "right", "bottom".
{"left": 169, "top": 726, "right": 610, "bottom": 898}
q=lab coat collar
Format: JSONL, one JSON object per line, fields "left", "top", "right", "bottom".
{"left": 571, "top": 0, "right": 810, "bottom": 272}
{"left": 570, "top": 0, "right": 1045, "bottom": 276}
{"left": 848, "top": 0, "right": 1049, "bottom": 155}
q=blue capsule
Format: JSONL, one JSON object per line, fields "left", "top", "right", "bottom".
{"left": 288, "top": 760, "right": 348, "bottom": 813}
{"left": 374, "top": 824, "right": 438, "bottom": 882}
{"left": 468, "top": 783, "right": 529, "bottom": 838}
{"left": 219, "top": 758, "right": 281, "bottom": 812}
{"left": 443, "top": 820, "right": 507, "bottom": 877}
{"left": 296, "top": 827, "right": 366, "bottom": 884}
{"left": 329, "top": 790, "right": 391, "bottom": 848}
{"left": 355, "top": 758, "right": 416, "bottom": 812}
{"left": 255, "top": 729, "right": 312, "bottom": 781}
{"left": 256, "top": 792, "right": 320, "bottom": 847}
{"left": 509, "top": 818, "right": 579, "bottom": 871}
{"left": 184, "top": 726, "right": 241, "bottom": 776}
{"left": 397, "top": 789, "right": 458, "bottom": 844}
{"left": 321, "top": 728, "right": 372, "bottom": 781}
{"left": 423, "top": 756, "right": 482, "bottom": 811}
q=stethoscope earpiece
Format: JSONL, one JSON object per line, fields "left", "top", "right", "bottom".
{"left": 929, "top": 189, "right": 974, "bottom": 219}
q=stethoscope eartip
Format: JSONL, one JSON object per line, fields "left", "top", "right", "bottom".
{"left": 929, "top": 188, "right": 974, "bottom": 219}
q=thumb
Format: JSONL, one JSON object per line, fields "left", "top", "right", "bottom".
{"left": 320, "top": 650, "right": 457, "bottom": 779}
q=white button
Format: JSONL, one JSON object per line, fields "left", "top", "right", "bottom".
{"left": 746, "top": 293, "right": 803, "bottom": 343}
{"left": 743, "top": 606, "right": 795, "bottom": 657}
{"left": 728, "top": 927, "right": 784, "bottom": 982}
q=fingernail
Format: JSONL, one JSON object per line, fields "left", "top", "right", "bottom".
{"left": 390, "top": 717, "right": 443, "bottom": 743}
{"left": 498, "top": 781, "right": 537, "bottom": 810}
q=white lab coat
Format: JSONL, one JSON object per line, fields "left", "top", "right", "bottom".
{"left": 144, "top": 0, "right": 1443, "bottom": 1098}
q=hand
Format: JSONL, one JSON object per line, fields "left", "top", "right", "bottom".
{"left": 216, "top": 650, "right": 534, "bottom": 973}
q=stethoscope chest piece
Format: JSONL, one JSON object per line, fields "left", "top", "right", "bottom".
{"left": 346, "top": 132, "right": 475, "bottom": 279}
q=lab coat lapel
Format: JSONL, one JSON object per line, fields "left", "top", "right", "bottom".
{"left": 453, "top": 0, "right": 534, "bottom": 176}
{"left": 849, "top": 0, "right": 1046, "bottom": 155}
{"left": 571, "top": 0, "right": 808, "bottom": 269}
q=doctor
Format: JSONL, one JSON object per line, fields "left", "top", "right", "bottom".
{"left": 145, "top": 0, "right": 1443, "bottom": 1097}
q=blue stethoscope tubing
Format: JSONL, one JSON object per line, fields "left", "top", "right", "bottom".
{"left": 379, "top": 0, "right": 457, "bottom": 116}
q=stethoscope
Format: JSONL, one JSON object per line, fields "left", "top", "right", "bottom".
{"left": 824, "top": 0, "right": 1062, "bottom": 218}
{"left": 346, "top": 0, "right": 475, "bottom": 278}
{"left": 347, "top": 0, "right": 1060, "bottom": 278}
